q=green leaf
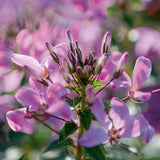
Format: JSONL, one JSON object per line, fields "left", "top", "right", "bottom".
{"left": 102, "top": 100, "right": 110, "bottom": 110}
{"left": 92, "top": 83, "right": 104, "bottom": 91}
{"left": 59, "top": 120, "right": 78, "bottom": 143}
{"left": 85, "top": 145, "right": 106, "bottom": 160}
{"left": 44, "top": 138, "right": 74, "bottom": 152}
{"left": 73, "top": 97, "right": 81, "bottom": 107}
{"left": 93, "top": 79, "right": 102, "bottom": 84}
{"left": 79, "top": 108, "right": 92, "bottom": 130}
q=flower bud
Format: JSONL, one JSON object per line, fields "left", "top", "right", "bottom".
{"left": 67, "top": 29, "right": 74, "bottom": 46}
{"left": 68, "top": 50, "right": 76, "bottom": 65}
{"left": 89, "top": 52, "right": 95, "bottom": 64}
{"left": 117, "top": 52, "right": 128, "bottom": 72}
{"left": 60, "top": 67, "right": 70, "bottom": 83}
{"left": 94, "top": 53, "right": 108, "bottom": 74}
{"left": 76, "top": 66, "right": 84, "bottom": 78}
{"left": 84, "top": 65, "right": 92, "bottom": 78}
{"left": 113, "top": 52, "right": 128, "bottom": 79}
{"left": 67, "top": 29, "right": 75, "bottom": 54}
{"left": 86, "top": 84, "right": 94, "bottom": 105}
{"left": 101, "top": 31, "right": 111, "bottom": 54}
{"left": 46, "top": 42, "right": 60, "bottom": 65}
{"left": 76, "top": 49, "right": 83, "bottom": 67}
{"left": 64, "top": 59, "right": 76, "bottom": 74}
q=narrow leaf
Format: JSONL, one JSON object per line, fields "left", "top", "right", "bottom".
{"left": 93, "top": 84, "right": 104, "bottom": 91}
{"left": 45, "top": 138, "right": 74, "bottom": 152}
{"left": 79, "top": 108, "right": 92, "bottom": 130}
{"left": 85, "top": 145, "right": 106, "bottom": 160}
{"left": 73, "top": 97, "right": 81, "bottom": 107}
{"left": 102, "top": 100, "right": 110, "bottom": 111}
{"left": 59, "top": 120, "right": 78, "bottom": 143}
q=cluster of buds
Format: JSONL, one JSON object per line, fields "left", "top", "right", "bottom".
{"left": 46, "top": 30, "right": 111, "bottom": 85}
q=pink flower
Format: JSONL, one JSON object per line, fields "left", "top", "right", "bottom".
{"left": 128, "top": 56, "right": 152, "bottom": 102}
{"left": 6, "top": 108, "right": 35, "bottom": 134}
{"left": 79, "top": 98, "right": 154, "bottom": 147}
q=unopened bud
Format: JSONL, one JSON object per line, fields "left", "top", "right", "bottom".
{"left": 113, "top": 52, "right": 129, "bottom": 79}
{"left": 117, "top": 52, "right": 128, "bottom": 73}
{"left": 94, "top": 53, "right": 108, "bottom": 74}
{"left": 67, "top": 29, "right": 74, "bottom": 46}
{"left": 101, "top": 31, "right": 111, "bottom": 54}
{"left": 86, "top": 84, "right": 94, "bottom": 105}
{"left": 84, "top": 65, "right": 92, "bottom": 78}
{"left": 89, "top": 52, "right": 95, "bottom": 64}
{"left": 60, "top": 67, "right": 70, "bottom": 83}
{"left": 64, "top": 59, "right": 76, "bottom": 74}
{"left": 68, "top": 51, "right": 76, "bottom": 65}
{"left": 67, "top": 29, "right": 75, "bottom": 54}
{"left": 24, "top": 65, "right": 48, "bottom": 86}
{"left": 76, "top": 66, "right": 84, "bottom": 78}
{"left": 76, "top": 49, "right": 83, "bottom": 67}
{"left": 75, "top": 41, "right": 82, "bottom": 53}
{"left": 46, "top": 42, "right": 60, "bottom": 65}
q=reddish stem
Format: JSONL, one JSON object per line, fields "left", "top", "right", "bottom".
{"left": 95, "top": 77, "right": 114, "bottom": 95}
{"left": 0, "top": 104, "right": 14, "bottom": 111}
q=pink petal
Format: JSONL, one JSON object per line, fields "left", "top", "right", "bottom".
{"left": 99, "top": 56, "right": 116, "bottom": 82}
{"left": 119, "top": 114, "right": 147, "bottom": 138}
{"left": 117, "top": 52, "right": 129, "bottom": 73}
{"left": 143, "top": 124, "right": 155, "bottom": 143}
{"left": 45, "top": 83, "right": 68, "bottom": 105}
{"left": 16, "top": 29, "right": 33, "bottom": 50}
{"left": 91, "top": 97, "right": 111, "bottom": 128}
{"left": 129, "top": 90, "right": 151, "bottom": 102}
{"left": 15, "top": 87, "right": 42, "bottom": 111}
{"left": 45, "top": 100, "right": 72, "bottom": 120}
{"left": 110, "top": 97, "right": 129, "bottom": 130}
{"left": 79, "top": 127, "right": 108, "bottom": 147}
{"left": 29, "top": 77, "right": 47, "bottom": 94}
{"left": 21, "top": 118, "right": 35, "bottom": 134}
{"left": 6, "top": 109, "right": 25, "bottom": 132}
{"left": 132, "top": 56, "right": 152, "bottom": 90}
{"left": 11, "top": 54, "right": 41, "bottom": 72}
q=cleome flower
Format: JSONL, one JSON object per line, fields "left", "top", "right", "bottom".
{"left": 79, "top": 97, "right": 154, "bottom": 147}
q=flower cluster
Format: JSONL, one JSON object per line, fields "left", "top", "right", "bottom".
{"left": 4, "top": 29, "right": 155, "bottom": 159}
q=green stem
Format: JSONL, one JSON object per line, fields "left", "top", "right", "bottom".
{"left": 75, "top": 84, "right": 86, "bottom": 160}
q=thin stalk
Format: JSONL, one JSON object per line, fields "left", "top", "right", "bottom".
{"left": 0, "top": 104, "right": 14, "bottom": 111}
{"left": 71, "top": 74, "right": 81, "bottom": 88}
{"left": 32, "top": 114, "right": 59, "bottom": 134}
{"left": 95, "top": 77, "right": 114, "bottom": 95}
{"left": 69, "top": 84, "right": 81, "bottom": 97}
{"left": 152, "top": 88, "right": 160, "bottom": 93}
{"left": 122, "top": 96, "right": 129, "bottom": 102}
{"left": 33, "top": 114, "right": 76, "bottom": 148}
{"left": 75, "top": 84, "right": 86, "bottom": 160}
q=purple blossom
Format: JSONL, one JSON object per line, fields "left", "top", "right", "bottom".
{"left": 79, "top": 98, "right": 154, "bottom": 147}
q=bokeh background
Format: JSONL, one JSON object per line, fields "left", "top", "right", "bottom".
{"left": 0, "top": 0, "right": 160, "bottom": 159}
